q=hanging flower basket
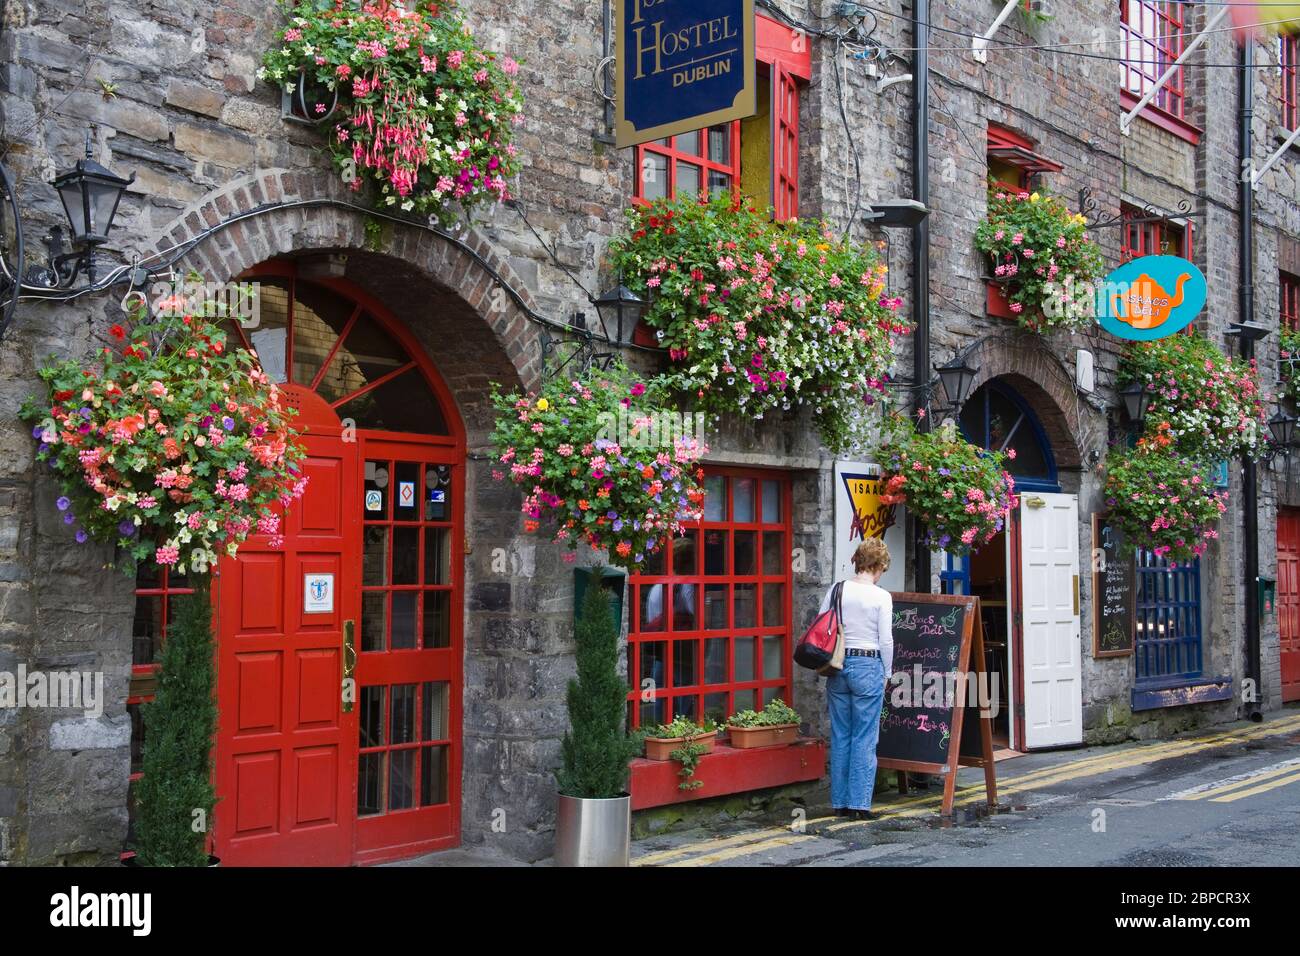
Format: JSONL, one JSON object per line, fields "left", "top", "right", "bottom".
{"left": 1103, "top": 446, "right": 1227, "bottom": 565}
{"left": 974, "top": 186, "right": 1103, "bottom": 332}
{"left": 878, "top": 415, "right": 1017, "bottom": 554}
{"left": 19, "top": 287, "right": 308, "bottom": 574}
{"left": 1119, "top": 329, "right": 1268, "bottom": 464}
{"left": 261, "top": 0, "right": 525, "bottom": 224}
{"left": 607, "top": 195, "right": 910, "bottom": 453}
{"left": 1280, "top": 327, "right": 1300, "bottom": 406}
{"left": 489, "top": 363, "right": 708, "bottom": 572}
{"left": 286, "top": 69, "right": 339, "bottom": 123}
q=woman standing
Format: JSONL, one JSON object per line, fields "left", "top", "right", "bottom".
{"left": 820, "top": 538, "right": 894, "bottom": 820}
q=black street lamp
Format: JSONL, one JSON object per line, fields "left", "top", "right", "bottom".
{"left": 593, "top": 281, "right": 645, "bottom": 347}
{"left": 1119, "top": 381, "right": 1154, "bottom": 429}
{"left": 1268, "top": 407, "right": 1298, "bottom": 452}
{"left": 934, "top": 356, "right": 979, "bottom": 409}
{"left": 28, "top": 131, "right": 134, "bottom": 287}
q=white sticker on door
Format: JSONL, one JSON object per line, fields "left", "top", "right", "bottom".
{"left": 304, "top": 573, "right": 335, "bottom": 614}
{"left": 398, "top": 481, "right": 415, "bottom": 509}
{"left": 365, "top": 489, "right": 383, "bottom": 512}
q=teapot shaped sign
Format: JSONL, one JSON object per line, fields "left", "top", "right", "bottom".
{"left": 1096, "top": 255, "right": 1207, "bottom": 341}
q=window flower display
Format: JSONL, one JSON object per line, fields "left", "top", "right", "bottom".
{"left": 261, "top": 0, "right": 525, "bottom": 224}
{"left": 1103, "top": 446, "right": 1227, "bottom": 566}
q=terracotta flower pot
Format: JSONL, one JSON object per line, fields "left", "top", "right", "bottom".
{"left": 726, "top": 723, "right": 798, "bottom": 749}
{"left": 644, "top": 730, "right": 718, "bottom": 761}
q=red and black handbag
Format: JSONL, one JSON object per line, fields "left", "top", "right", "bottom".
{"left": 793, "top": 581, "right": 844, "bottom": 672}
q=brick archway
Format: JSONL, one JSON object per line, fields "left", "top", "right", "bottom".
{"left": 147, "top": 169, "right": 541, "bottom": 446}
{"left": 959, "top": 335, "right": 1087, "bottom": 471}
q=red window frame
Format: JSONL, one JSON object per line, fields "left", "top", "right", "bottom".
{"left": 626, "top": 468, "right": 793, "bottom": 731}
{"left": 1119, "top": 1, "right": 1201, "bottom": 143}
{"left": 1283, "top": 33, "right": 1300, "bottom": 133}
{"left": 1282, "top": 271, "right": 1300, "bottom": 331}
{"left": 633, "top": 124, "right": 743, "bottom": 205}
{"left": 1121, "top": 203, "right": 1192, "bottom": 260}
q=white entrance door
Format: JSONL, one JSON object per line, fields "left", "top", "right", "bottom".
{"left": 1018, "top": 492, "right": 1083, "bottom": 749}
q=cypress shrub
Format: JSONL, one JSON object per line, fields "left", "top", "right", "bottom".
{"left": 132, "top": 574, "right": 218, "bottom": 866}
{"left": 558, "top": 582, "right": 639, "bottom": 799}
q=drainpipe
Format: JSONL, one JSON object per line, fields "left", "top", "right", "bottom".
{"left": 1239, "top": 38, "right": 1263, "bottom": 721}
{"left": 911, "top": 0, "right": 932, "bottom": 593}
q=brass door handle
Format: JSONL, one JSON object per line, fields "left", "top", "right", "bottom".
{"left": 1072, "top": 575, "right": 1080, "bottom": 617}
{"left": 342, "top": 619, "right": 356, "bottom": 713}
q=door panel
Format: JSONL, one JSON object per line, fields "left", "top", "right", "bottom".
{"left": 1019, "top": 493, "right": 1083, "bottom": 749}
{"left": 215, "top": 430, "right": 361, "bottom": 866}
{"left": 1279, "top": 509, "right": 1300, "bottom": 703}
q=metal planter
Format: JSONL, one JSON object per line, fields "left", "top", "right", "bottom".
{"left": 554, "top": 792, "right": 630, "bottom": 867}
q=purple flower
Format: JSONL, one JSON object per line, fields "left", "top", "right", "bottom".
{"left": 63, "top": 513, "right": 75, "bottom": 525}
{"left": 939, "top": 468, "right": 950, "bottom": 476}
{"left": 79, "top": 407, "right": 92, "bottom": 419}
{"left": 37, "top": 443, "right": 49, "bottom": 455}
{"left": 56, "top": 496, "right": 70, "bottom": 511}
{"left": 75, "top": 529, "right": 88, "bottom": 544}
{"left": 222, "top": 416, "right": 235, "bottom": 431}
{"left": 119, "top": 520, "right": 136, "bottom": 537}
{"left": 30, "top": 424, "right": 43, "bottom": 438}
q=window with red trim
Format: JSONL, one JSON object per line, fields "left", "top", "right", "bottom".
{"left": 1282, "top": 271, "right": 1300, "bottom": 331}
{"left": 126, "top": 567, "right": 195, "bottom": 849}
{"left": 1120, "top": 1, "right": 1189, "bottom": 121}
{"left": 987, "top": 124, "right": 1062, "bottom": 191}
{"left": 1121, "top": 203, "right": 1190, "bottom": 260}
{"left": 635, "top": 125, "right": 741, "bottom": 204}
{"left": 1283, "top": 33, "right": 1300, "bottom": 132}
{"left": 626, "top": 469, "right": 792, "bottom": 730}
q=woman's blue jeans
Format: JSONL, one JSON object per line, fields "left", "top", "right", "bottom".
{"left": 826, "top": 654, "right": 886, "bottom": 811}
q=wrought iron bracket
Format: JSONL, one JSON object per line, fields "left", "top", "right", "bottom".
{"left": 1078, "top": 186, "right": 1200, "bottom": 231}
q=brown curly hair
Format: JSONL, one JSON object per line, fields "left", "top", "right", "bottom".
{"left": 852, "top": 537, "right": 891, "bottom": 575}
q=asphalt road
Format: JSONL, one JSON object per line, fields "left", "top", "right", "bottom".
{"left": 631, "top": 707, "right": 1300, "bottom": 867}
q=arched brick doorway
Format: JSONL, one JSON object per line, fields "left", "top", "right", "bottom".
{"left": 212, "top": 260, "right": 466, "bottom": 865}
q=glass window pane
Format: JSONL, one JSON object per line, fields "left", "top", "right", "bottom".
{"left": 762, "top": 583, "right": 786, "bottom": 628}
{"left": 360, "top": 685, "right": 385, "bottom": 747}
{"left": 291, "top": 280, "right": 356, "bottom": 387}
{"left": 676, "top": 161, "right": 701, "bottom": 198}
{"left": 704, "top": 529, "right": 728, "bottom": 575}
{"left": 424, "top": 529, "right": 449, "bottom": 585}
{"left": 734, "top": 531, "right": 757, "bottom": 576}
{"left": 246, "top": 279, "right": 290, "bottom": 383}
{"left": 425, "top": 466, "right": 451, "bottom": 521}
{"left": 708, "top": 170, "right": 732, "bottom": 198}
{"left": 363, "top": 527, "right": 388, "bottom": 587}
{"left": 762, "top": 480, "right": 782, "bottom": 523}
{"left": 641, "top": 152, "right": 668, "bottom": 200}
{"left": 671, "top": 584, "right": 697, "bottom": 631}
{"left": 388, "top": 748, "right": 415, "bottom": 811}
{"left": 392, "top": 526, "right": 419, "bottom": 585}
{"left": 734, "top": 583, "right": 757, "bottom": 628}
{"left": 703, "top": 475, "right": 726, "bottom": 522}
{"left": 671, "top": 530, "right": 698, "bottom": 575}
{"left": 762, "top": 635, "right": 784, "bottom": 680}
{"left": 391, "top": 592, "right": 417, "bottom": 650}
{"left": 423, "top": 591, "right": 451, "bottom": 649}
{"left": 704, "top": 584, "right": 728, "bottom": 630}
{"left": 364, "top": 460, "right": 389, "bottom": 520}
{"left": 762, "top": 532, "right": 786, "bottom": 577}
{"left": 394, "top": 462, "right": 420, "bottom": 522}
{"left": 390, "top": 684, "right": 417, "bottom": 745}
{"left": 421, "top": 745, "right": 448, "bottom": 806}
{"left": 640, "top": 584, "right": 668, "bottom": 633}
{"left": 703, "top": 692, "right": 728, "bottom": 725}
{"left": 361, "top": 592, "right": 387, "bottom": 652}
{"left": 676, "top": 129, "right": 702, "bottom": 156}
{"left": 640, "top": 696, "right": 666, "bottom": 727}
{"left": 673, "top": 640, "right": 699, "bottom": 688}
{"left": 673, "top": 695, "right": 698, "bottom": 721}
{"left": 133, "top": 594, "right": 162, "bottom": 666}
{"left": 735, "top": 637, "right": 757, "bottom": 682}
{"left": 422, "top": 682, "right": 449, "bottom": 741}
{"left": 640, "top": 641, "right": 667, "bottom": 697}
{"left": 762, "top": 685, "right": 785, "bottom": 707}
{"left": 733, "top": 687, "right": 756, "bottom": 714}
{"left": 335, "top": 368, "right": 449, "bottom": 436}
{"left": 708, "top": 124, "right": 731, "bottom": 163}
{"left": 704, "top": 638, "right": 728, "bottom": 685}
{"left": 734, "top": 478, "right": 756, "bottom": 522}
{"left": 316, "top": 311, "right": 407, "bottom": 404}
{"left": 358, "top": 753, "right": 384, "bottom": 816}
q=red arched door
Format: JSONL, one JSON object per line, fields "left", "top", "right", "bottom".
{"left": 214, "top": 263, "right": 465, "bottom": 866}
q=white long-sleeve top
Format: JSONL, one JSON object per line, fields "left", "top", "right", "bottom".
{"left": 819, "top": 579, "right": 894, "bottom": 678}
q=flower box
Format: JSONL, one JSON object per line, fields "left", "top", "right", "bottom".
{"left": 986, "top": 280, "right": 1016, "bottom": 319}
{"left": 643, "top": 730, "right": 718, "bottom": 761}
{"left": 726, "top": 723, "right": 799, "bottom": 749}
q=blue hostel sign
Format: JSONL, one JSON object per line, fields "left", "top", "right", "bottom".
{"left": 615, "top": 0, "right": 757, "bottom": 149}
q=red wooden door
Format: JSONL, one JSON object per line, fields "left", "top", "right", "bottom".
{"left": 352, "top": 436, "right": 463, "bottom": 863}
{"left": 214, "top": 387, "right": 361, "bottom": 866}
{"left": 1279, "top": 509, "right": 1300, "bottom": 703}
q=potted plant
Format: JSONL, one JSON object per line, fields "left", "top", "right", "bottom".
{"left": 726, "top": 698, "right": 802, "bottom": 749}
{"left": 1103, "top": 446, "right": 1227, "bottom": 566}
{"left": 1281, "top": 326, "right": 1300, "bottom": 406}
{"left": 974, "top": 185, "right": 1103, "bottom": 332}
{"left": 554, "top": 582, "right": 642, "bottom": 866}
{"left": 608, "top": 194, "right": 910, "bottom": 452}
{"left": 642, "top": 716, "right": 719, "bottom": 761}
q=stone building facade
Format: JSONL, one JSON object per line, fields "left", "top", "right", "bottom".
{"left": 0, "top": 0, "right": 1293, "bottom": 865}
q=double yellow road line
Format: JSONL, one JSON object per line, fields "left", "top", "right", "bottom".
{"left": 633, "top": 712, "right": 1300, "bottom": 866}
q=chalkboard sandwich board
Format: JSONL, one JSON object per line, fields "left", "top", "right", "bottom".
{"left": 877, "top": 593, "right": 998, "bottom": 818}
{"left": 1092, "top": 514, "right": 1135, "bottom": 659}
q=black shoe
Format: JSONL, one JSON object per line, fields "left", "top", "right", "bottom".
{"left": 851, "top": 809, "right": 878, "bottom": 821}
{"left": 834, "top": 807, "right": 851, "bottom": 817}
